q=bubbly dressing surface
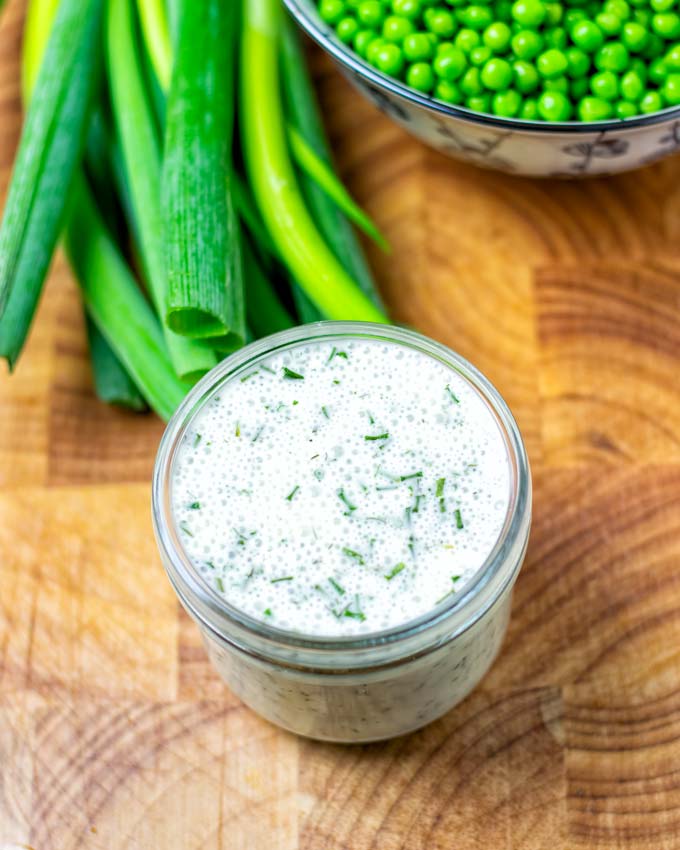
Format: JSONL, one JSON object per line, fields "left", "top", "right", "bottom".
{"left": 171, "top": 338, "right": 511, "bottom": 636}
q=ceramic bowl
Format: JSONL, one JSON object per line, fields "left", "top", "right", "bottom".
{"left": 284, "top": 0, "right": 680, "bottom": 177}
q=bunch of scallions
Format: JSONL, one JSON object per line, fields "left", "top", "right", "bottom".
{"left": 0, "top": 0, "right": 389, "bottom": 419}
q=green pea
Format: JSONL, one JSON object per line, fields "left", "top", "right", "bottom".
{"left": 648, "top": 56, "right": 667, "bottom": 84}
{"left": 494, "top": 0, "right": 514, "bottom": 21}
{"left": 650, "top": 0, "right": 675, "bottom": 11}
{"left": 639, "top": 89, "right": 664, "bottom": 111}
{"left": 537, "top": 48, "right": 569, "bottom": 78}
{"left": 470, "top": 45, "right": 494, "bottom": 64}
{"left": 425, "top": 7, "right": 458, "bottom": 35}
{"left": 480, "top": 56, "right": 513, "bottom": 88}
{"left": 513, "top": 59, "right": 540, "bottom": 91}
{"left": 604, "top": 0, "right": 630, "bottom": 20}
{"left": 336, "top": 16, "right": 360, "bottom": 42}
{"left": 543, "top": 75, "right": 570, "bottom": 92}
{"left": 455, "top": 27, "right": 482, "bottom": 51}
{"left": 590, "top": 69, "right": 619, "bottom": 99}
{"left": 366, "top": 36, "right": 388, "bottom": 63}
{"left": 354, "top": 28, "right": 377, "bottom": 56}
{"left": 566, "top": 47, "right": 591, "bottom": 77}
{"left": 403, "top": 31, "right": 435, "bottom": 59}
{"left": 520, "top": 97, "right": 539, "bottom": 118}
{"left": 460, "top": 65, "right": 484, "bottom": 93}
{"left": 630, "top": 57, "right": 648, "bottom": 80}
{"left": 564, "top": 9, "right": 587, "bottom": 30}
{"left": 666, "top": 44, "right": 680, "bottom": 70}
{"left": 615, "top": 99, "right": 639, "bottom": 117}
{"left": 511, "top": 0, "right": 546, "bottom": 27}
{"left": 493, "top": 88, "right": 523, "bottom": 115}
{"left": 595, "top": 12, "right": 623, "bottom": 35}
{"left": 407, "top": 61, "right": 436, "bottom": 90}
{"left": 483, "top": 21, "right": 512, "bottom": 51}
{"left": 511, "top": 29, "right": 543, "bottom": 59}
{"left": 595, "top": 41, "right": 630, "bottom": 72}
{"left": 435, "top": 79, "right": 464, "bottom": 102}
{"left": 357, "top": 0, "right": 384, "bottom": 27}
{"left": 434, "top": 45, "right": 468, "bottom": 77}
{"left": 643, "top": 33, "right": 665, "bottom": 59}
{"left": 571, "top": 76, "right": 591, "bottom": 98}
{"left": 619, "top": 69, "right": 644, "bottom": 98}
{"left": 458, "top": 5, "right": 494, "bottom": 29}
{"left": 577, "top": 95, "right": 614, "bottom": 119}
{"left": 320, "top": 0, "right": 347, "bottom": 23}
{"left": 466, "top": 93, "right": 492, "bottom": 111}
{"left": 571, "top": 20, "right": 605, "bottom": 52}
{"left": 663, "top": 72, "right": 680, "bottom": 104}
{"left": 375, "top": 42, "right": 405, "bottom": 73}
{"left": 621, "top": 21, "right": 648, "bottom": 51}
{"left": 545, "top": 2, "right": 563, "bottom": 25}
{"left": 633, "top": 9, "right": 651, "bottom": 27}
{"left": 652, "top": 13, "right": 680, "bottom": 40}
{"left": 392, "top": 0, "right": 423, "bottom": 18}
{"left": 546, "top": 27, "right": 568, "bottom": 48}
{"left": 383, "top": 14, "right": 416, "bottom": 41}
{"left": 537, "top": 90, "right": 572, "bottom": 119}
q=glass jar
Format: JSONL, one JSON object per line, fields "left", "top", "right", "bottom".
{"left": 152, "top": 322, "right": 531, "bottom": 742}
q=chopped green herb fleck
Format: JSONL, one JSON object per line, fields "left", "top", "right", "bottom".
{"left": 439, "top": 498, "right": 446, "bottom": 513}
{"left": 344, "top": 609, "right": 366, "bottom": 622}
{"left": 282, "top": 366, "right": 304, "bottom": 380}
{"left": 260, "top": 365, "right": 275, "bottom": 375}
{"left": 206, "top": 560, "right": 215, "bottom": 570}
{"left": 408, "top": 535, "right": 415, "bottom": 556}
{"left": 436, "top": 576, "right": 461, "bottom": 604}
{"left": 321, "top": 406, "right": 330, "bottom": 419}
{"left": 313, "top": 468, "right": 324, "bottom": 481}
{"left": 235, "top": 422, "right": 241, "bottom": 437}
{"left": 292, "top": 400, "right": 299, "bottom": 405}
{"left": 271, "top": 576, "right": 294, "bottom": 583}
{"left": 366, "top": 411, "right": 375, "bottom": 424}
{"left": 453, "top": 575, "right": 461, "bottom": 582}
{"left": 240, "top": 371, "right": 258, "bottom": 383}
{"left": 286, "top": 485, "right": 300, "bottom": 502}
{"left": 412, "top": 495, "right": 423, "bottom": 513}
{"left": 400, "top": 471, "right": 423, "bottom": 481}
{"left": 333, "top": 379, "right": 341, "bottom": 385}
{"left": 342, "top": 547, "right": 365, "bottom": 565}
{"left": 327, "top": 346, "right": 349, "bottom": 363}
{"left": 216, "top": 577, "right": 225, "bottom": 593}
{"left": 252, "top": 426, "right": 264, "bottom": 443}
{"left": 189, "top": 501, "right": 201, "bottom": 510}
{"left": 264, "top": 608, "right": 272, "bottom": 616}
{"left": 436, "top": 477, "right": 446, "bottom": 497}
{"left": 337, "top": 489, "right": 357, "bottom": 514}
{"left": 455, "top": 509, "right": 464, "bottom": 529}
{"left": 365, "top": 433, "right": 389, "bottom": 441}
{"left": 446, "top": 385, "right": 460, "bottom": 404}
{"left": 385, "top": 562, "right": 406, "bottom": 581}
{"left": 193, "top": 433, "right": 202, "bottom": 448}
{"left": 179, "top": 520, "right": 193, "bottom": 537}
{"left": 329, "top": 577, "right": 346, "bottom": 595}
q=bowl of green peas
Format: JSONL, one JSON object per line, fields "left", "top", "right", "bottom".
{"left": 284, "top": 0, "right": 680, "bottom": 176}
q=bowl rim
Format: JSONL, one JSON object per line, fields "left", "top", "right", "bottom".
{"left": 283, "top": 0, "right": 680, "bottom": 135}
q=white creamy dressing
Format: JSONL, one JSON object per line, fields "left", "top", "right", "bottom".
{"left": 171, "top": 338, "right": 510, "bottom": 636}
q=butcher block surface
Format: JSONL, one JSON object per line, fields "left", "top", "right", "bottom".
{"left": 3, "top": 0, "right": 680, "bottom": 846}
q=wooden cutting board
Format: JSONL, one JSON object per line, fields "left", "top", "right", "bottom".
{"left": 3, "top": 0, "right": 680, "bottom": 846}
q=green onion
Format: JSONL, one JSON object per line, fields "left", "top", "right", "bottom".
{"left": 162, "top": 0, "right": 244, "bottom": 340}
{"left": 279, "top": 16, "right": 386, "bottom": 311}
{"left": 385, "top": 562, "right": 406, "bottom": 581}
{"left": 106, "top": 0, "right": 216, "bottom": 381}
{"left": 136, "top": 0, "right": 172, "bottom": 90}
{"left": 287, "top": 126, "right": 388, "bottom": 251}
{"left": 85, "top": 315, "right": 147, "bottom": 411}
{"left": 241, "top": 0, "right": 388, "bottom": 324}
{"left": 64, "top": 174, "right": 187, "bottom": 421}
{"left": 243, "top": 235, "right": 295, "bottom": 338}
{"left": 0, "top": 0, "right": 103, "bottom": 369}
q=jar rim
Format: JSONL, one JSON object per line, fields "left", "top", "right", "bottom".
{"left": 152, "top": 322, "right": 531, "bottom": 667}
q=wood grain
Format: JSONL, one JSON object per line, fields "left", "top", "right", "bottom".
{"left": 3, "top": 0, "right": 680, "bottom": 845}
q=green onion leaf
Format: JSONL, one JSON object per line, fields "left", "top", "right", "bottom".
{"left": 0, "top": 0, "right": 104, "bottom": 369}
{"left": 85, "top": 315, "right": 147, "bottom": 411}
{"left": 162, "top": 0, "right": 244, "bottom": 341}
{"left": 106, "top": 0, "right": 216, "bottom": 381}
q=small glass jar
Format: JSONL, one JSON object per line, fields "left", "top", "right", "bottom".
{"left": 152, "top": 322, "right": 531, "bottom": 743}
